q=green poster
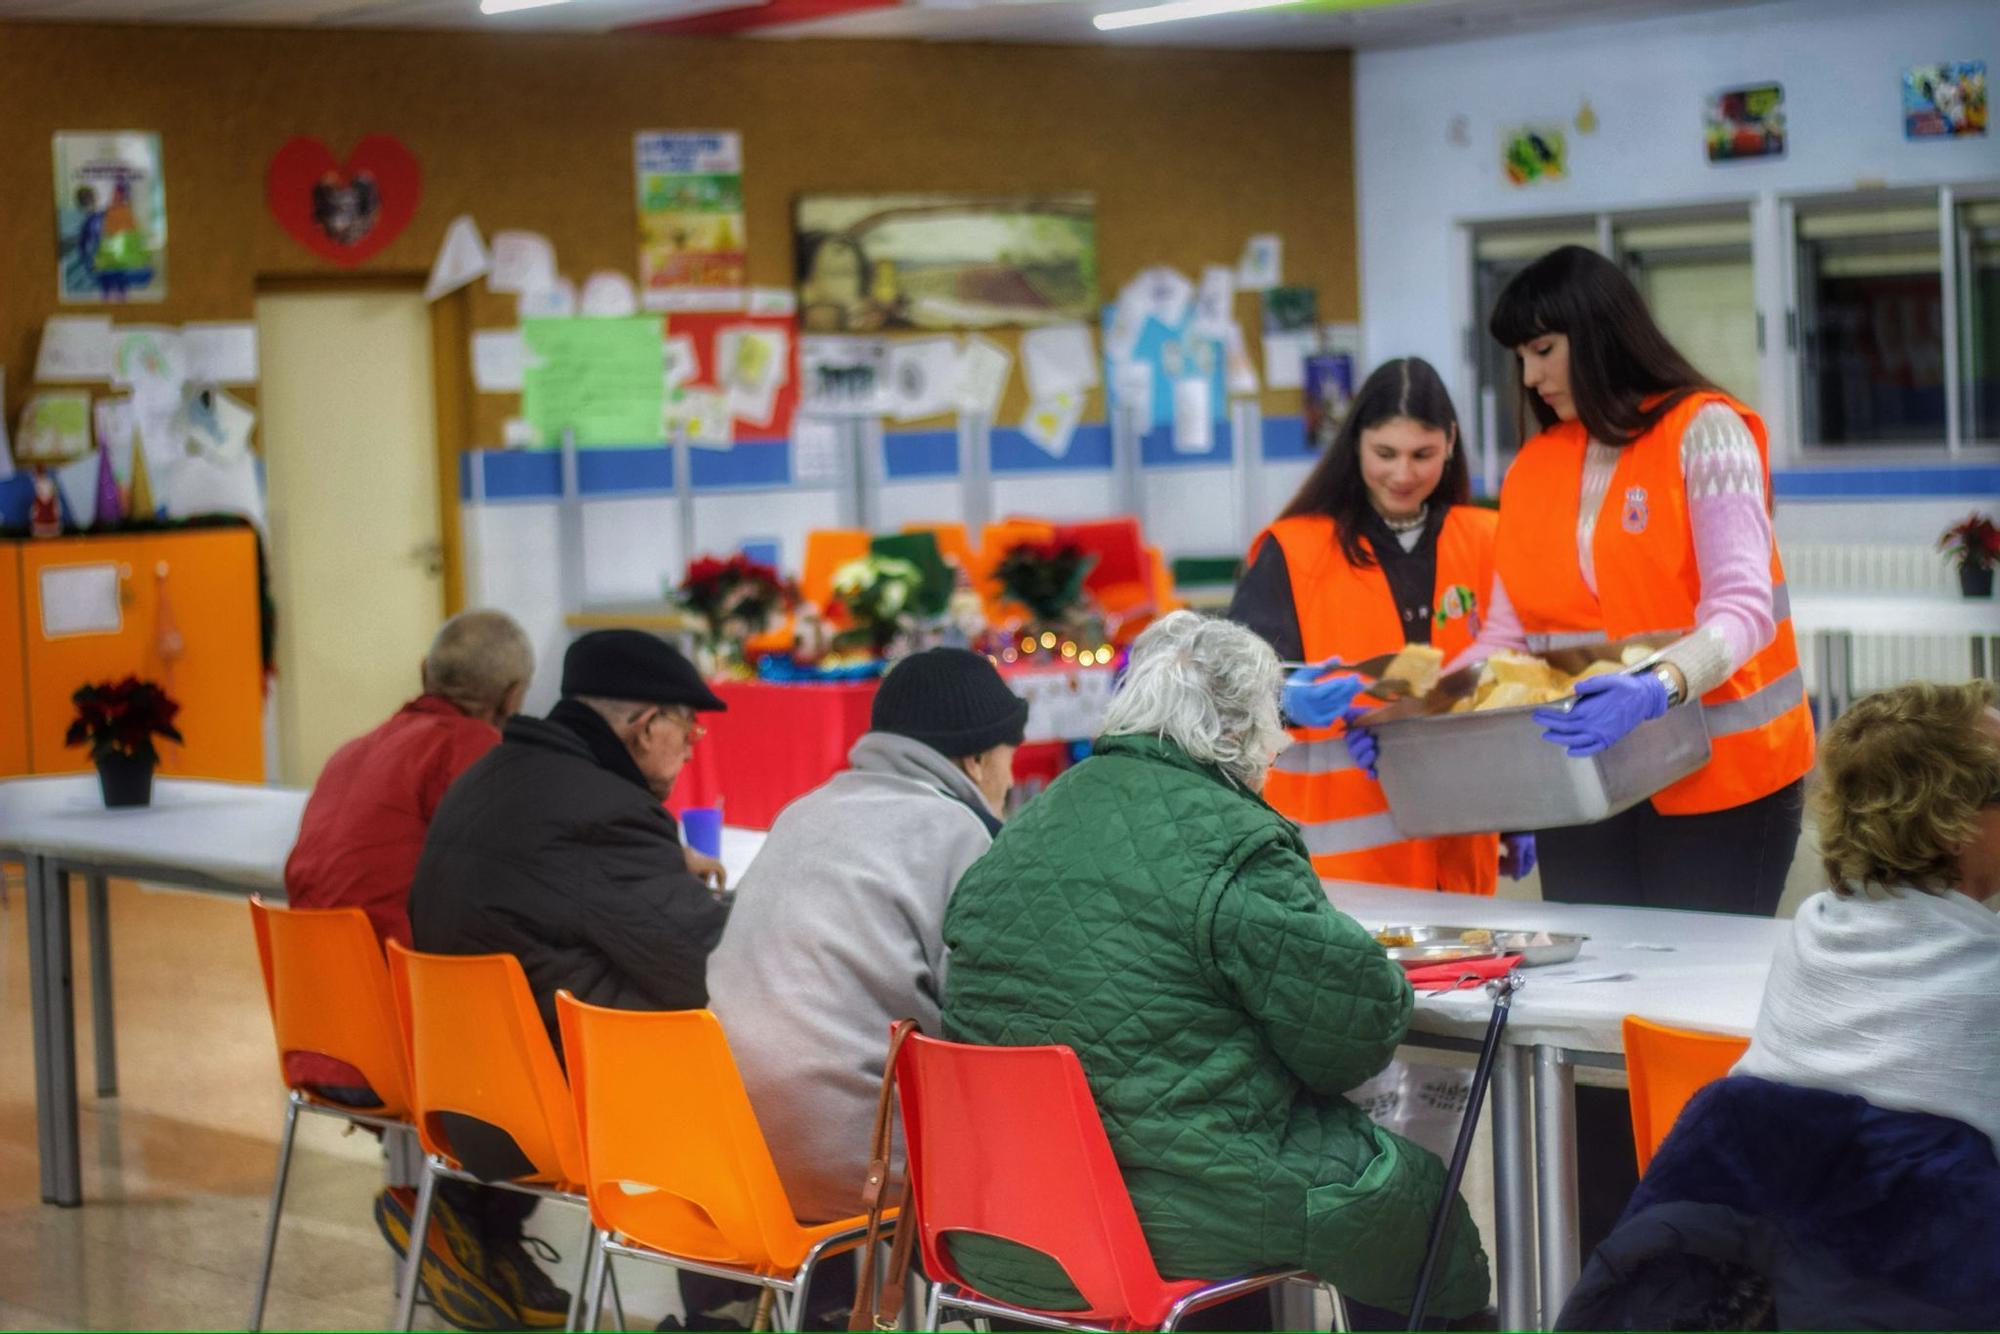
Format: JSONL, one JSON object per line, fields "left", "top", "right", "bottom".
{"left": 521, "top": 316, "right": 665, "bottom": 447}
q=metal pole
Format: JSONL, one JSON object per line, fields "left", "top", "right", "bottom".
{"left": 1533, "top": 1046, "right": 1580, "bottom": 1326}
{"left": 1491, "top": 1044, "right": 1537, "bottom": 1331}
{"left": 1112, "top": 399, "right": 1144, "bottom": 523}
{"left": 673, "top": 424, "right": 697, "bottom": 577}
{"left": 1232, "top": 398, "right": 1263, "bottom": 557}
{"left": 26, "top": 855, "right": 82, "bottom": 1205}
{"left": 961, "top": 412, "right": 993, "bottom": 535}
{"left": 85, "top": 872, "right": 116, "bottom": 1097}
{"left": 558, "top": 428, "right": 586, "bottom": 619}
{"left": 1407, "top": 973, "right": 1519, "bottom": 1329}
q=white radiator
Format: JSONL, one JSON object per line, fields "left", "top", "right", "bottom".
{"left": 1783, "top": 542, "right": 1974, "bottom": 693}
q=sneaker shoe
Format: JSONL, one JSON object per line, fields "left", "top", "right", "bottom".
{"left": 374, "top": 1187, "right": 520, "bottom": 1331}
{"left": 484, "top": 1234, "right": 573, "bottom": 1330}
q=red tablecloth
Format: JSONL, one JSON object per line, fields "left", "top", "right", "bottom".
{"left": 667, "top": 679, "right": 878, "bottom": 830}
{"left": 665, "top": 675, "right": 1087, "bottom": 830}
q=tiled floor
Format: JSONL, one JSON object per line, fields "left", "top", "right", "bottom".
{"left": 0, "top": 873, "right": 649, "bottom": 1332}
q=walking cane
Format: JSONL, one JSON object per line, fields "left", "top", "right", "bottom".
{"left": 1406, "top": 969, "right": 1523, "bottom": 1331}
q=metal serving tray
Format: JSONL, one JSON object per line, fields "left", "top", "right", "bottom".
{"left": 1373, "top": 924, "right": 1587, "bottom": 968}
{"left": 1357, "top": 642, "right": 1712, "bottom": 838}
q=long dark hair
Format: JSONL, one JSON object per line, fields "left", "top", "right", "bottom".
{"left": 1279, "top": 356, "right": 1469, "bottom": 570}
{"left": 1488, "top": 245, "right": 1716, "bottom": 446}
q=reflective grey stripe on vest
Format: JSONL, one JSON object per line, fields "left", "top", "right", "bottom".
{"left": 1524, "top": 628, "right": 1610, "bottom": 653}
{"left": 1702, "top": 667, "right": 1806, "bottom": 737}
{"left": 1297, "top": 811, "right": 1406, "bottom": 857}
{"left": 1771, "top": 581, "right": 1791, "bottom": 623}
{"left": 1271, "top": 737, "right": 1355, "bottom": 775}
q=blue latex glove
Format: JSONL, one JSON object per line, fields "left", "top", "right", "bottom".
{"left": 1500, "top": 831, "right": 1537, "bottom": 881}
{"left": 1341, "top": 703, "right": 1379, "bottom": 778}
{"left": 1283, "top": 658, "right": 1366, "bottom": 729}
{"left": 1532, "top": 671, "right": 1670, "bottom": 758}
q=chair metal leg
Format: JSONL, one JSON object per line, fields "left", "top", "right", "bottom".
{"left": 84, "top": 872, "right": 117, "bottom": 1099}
{"left": 606, "top": 1255, "right": 626, "bottom": 1331}
{"left": 584, "top": 1237, "right": 613, "bottom": 1333}
{"left": 393, "top": 1161, "right": 440, "bottom": 1331}
{"left": 922, "top": 1282, "right": 943, "bottom": 1333}
{"left": 248, "top": 1093, "right": 303, "bottom": 1331}
{"left": 1327, "top": 1282, "right": 1350, "bottom": 1333}
{"left": 567, "top": 1225, "right": 601, "bottom": 1332}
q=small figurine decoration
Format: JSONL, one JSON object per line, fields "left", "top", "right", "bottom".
{"left": 29, "top": 468, "right": 63, "bottom": 538}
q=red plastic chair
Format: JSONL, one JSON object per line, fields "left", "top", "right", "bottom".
{"left": 895, "top": 1032, "right": 1321, "bottom": 1331}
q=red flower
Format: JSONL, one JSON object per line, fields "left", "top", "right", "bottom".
{"left": 66, "top": 676, "right": 184, "bottom": 764}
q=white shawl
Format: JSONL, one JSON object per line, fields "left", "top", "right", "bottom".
{"left": 1733, "top": 887, "right": 2000, "bottom": 1155}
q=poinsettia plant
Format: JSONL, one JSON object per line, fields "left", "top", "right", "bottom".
{"left": 672, "top": 554, "right": 797, "bottom": 645}
{"left": 66, "top": 677, "right": 183, "bottom": 764}
{"left": 1939, "top": 513, "right": 2000, "bottom": 572}
{"left": 993, "top": 539, "right": 1098, "bottom": 623}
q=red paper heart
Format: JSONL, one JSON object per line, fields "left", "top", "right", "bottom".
{"left": 266, "top": 134, "right": 422, "bottom": 266}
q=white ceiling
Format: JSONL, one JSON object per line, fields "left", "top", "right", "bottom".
{"left": 0, "top": 0, "right": 1765, "bottom": 45}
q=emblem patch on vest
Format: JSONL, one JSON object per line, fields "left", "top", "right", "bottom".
{"left": 1434, "top": 584, "right": 1478, "bottom": 631}
{"left": 1621, "top": 486, "right": 1649, "bottom": 534}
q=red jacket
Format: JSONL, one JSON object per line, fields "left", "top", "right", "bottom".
{"left": 281, "top": 694, "right": 499, "bottom": 1092}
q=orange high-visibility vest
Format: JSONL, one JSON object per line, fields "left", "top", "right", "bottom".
{"left": 1495, "top": 391, "right": 1814, "bottom": 815}
{"left": 1254, "top": 509, "right": 1500, "bottom": 894}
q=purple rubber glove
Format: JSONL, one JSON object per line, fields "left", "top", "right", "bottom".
{"left": 1500, "top": 832, "right": 1537, "bottom": 881}
{"left": 1532, "top": 671, "right": 1670, "bottom": 758}
{"left": 1283, "top": 657, "right": 1366, "bottom": 729}
{"left": 1340, "top": 703, "right": 1378, "bottom": 778}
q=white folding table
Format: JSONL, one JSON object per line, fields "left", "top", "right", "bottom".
{"left": 0, "top": 773, "right": 768, "bottom": 1209}
{"left": 1322, "top": 882, "right": 1784, "bottom": 1330}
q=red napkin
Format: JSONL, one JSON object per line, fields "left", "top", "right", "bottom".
{"left": 1405, "top": 954, "right": 1522, "bottom": 992}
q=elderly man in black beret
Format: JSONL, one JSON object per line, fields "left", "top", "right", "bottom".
{"left": 406, "top": 630, "right": 733, "bottom": 1329}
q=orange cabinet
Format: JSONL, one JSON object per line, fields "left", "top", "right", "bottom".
{"left": 8, "top": 528, "right": 265, "bottom": 781}
{"left": 0, "top": 545, "right": 26, "bottom": 778}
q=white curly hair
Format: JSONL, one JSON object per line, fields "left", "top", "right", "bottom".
{"left": 1098, "top": 611, "right": 1290, "bottom": 790}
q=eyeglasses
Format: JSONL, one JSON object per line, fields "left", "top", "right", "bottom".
{"left": 645, "top": 706, "right": 705, "bottom": 741}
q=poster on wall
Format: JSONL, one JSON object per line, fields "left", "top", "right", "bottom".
{"left": 54, "top": 131, "right": 166, "bottom": 303}
{"left": 634, "top": 131, "right": 747, "bottom": 309}
{"left": 265, "top": 134, "right": 423, "bottom": 266}
{"left": 1303, "top": 354, "right": 1355, "bottom": 451}
{"left": 1903, "top": 63, "right": 1987, "bottom": 139}
{"left": 1500, "top": 125, "right": 1567, "bottom": 187}
{"left": 799, "top": 335, "right": 890, "bottom": 416}
{"left": 795, "top": 193, "right": 1098, "bottom": 333}
{"left": 1704, "top": 83, "right": 1786, "bottom": 161}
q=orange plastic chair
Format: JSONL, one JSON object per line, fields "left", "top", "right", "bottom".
{"left": 385, "top": 942, "right": 604, "bottom": 1331}
{"left": 895, "top": 1032, "right": 1321, "bottom": 1330}
{"left": 247, "top": 896, "right": 416, "bottom": 1331}
{"left": 555, "top": 995, "right": 880, "bottom": 1332}
{"left": 798, "top": 528, "right": 871, "bottom": 608}
{"left": 1623, "top": 1015, "right": 1751, "bottom": 1175}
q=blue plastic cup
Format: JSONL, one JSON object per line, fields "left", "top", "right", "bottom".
{"left": 681, "top": 805, "right": 724, "bottom": 859}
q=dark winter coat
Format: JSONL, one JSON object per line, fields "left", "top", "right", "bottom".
{"left": 408, "top": 708, "right": 729, "bottom": 1040}
{"left": 1558, "top": 1075, "right": 2000, "bottom": 1330}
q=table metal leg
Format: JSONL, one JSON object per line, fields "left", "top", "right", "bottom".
{"left": 25, "top": 855, "right": 82, "bottom": 1206}
{"left": 85, "top": 872, "right": 117, "bottom": 1098}
{"left": 1532, "top": 1047, "right": 1579, "bottom": 1328}
{"left": 1490, "top": 1044, "right": 1537, "bottom": 1331}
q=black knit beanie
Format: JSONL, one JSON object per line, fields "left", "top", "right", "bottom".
{"left": 872, "top": 648, "right": 1028, "bottom": 758}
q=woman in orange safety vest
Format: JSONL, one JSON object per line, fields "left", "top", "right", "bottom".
{"left": 1229, "top": 356, "right": 1528, "bottom": 894}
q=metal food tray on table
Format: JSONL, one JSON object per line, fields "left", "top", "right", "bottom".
{"left": 1373, "top": 924, "right": 1587, "bottom": 968}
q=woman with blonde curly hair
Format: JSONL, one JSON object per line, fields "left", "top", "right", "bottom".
{"left": 1733, "top": 679, "right": 2000, "bottom": 1151}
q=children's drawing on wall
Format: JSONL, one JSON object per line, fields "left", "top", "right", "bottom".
{"left": 794, "top": 194, "right": 1098, "bottom": 334}
{"left": 54, "top": 131, "right": 166, "bottom": 303}
{"left": 265, "top": 134, "right": 423, "bottom": 265}
{"left": 1500, "top": 125, "right": 1566, "bottom": 187}
{"left": 1705, "top": 83, "right": 1786, "bottom": 161}
{"left": 1903, "top": 62, "right": 1987, "bottom": 139}
{"left": 634, "top": 130, "right": 747, "bottom": 308}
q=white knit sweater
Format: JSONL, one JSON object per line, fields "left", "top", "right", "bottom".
{"left": 1733, "top": 887, "right": 2000, "bottom": 1155}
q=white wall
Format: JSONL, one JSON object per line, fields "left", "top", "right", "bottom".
{"left": 1356, "top": 0, "right": 2000, "bottom": 441}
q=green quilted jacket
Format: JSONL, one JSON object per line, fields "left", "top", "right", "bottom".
{"left": 940, "top": 733, "right": 1491, "bottom": 1318}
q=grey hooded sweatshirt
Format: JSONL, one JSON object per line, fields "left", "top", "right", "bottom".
{"left": 705, "top": 730, "right": 998, "bottom": 1222}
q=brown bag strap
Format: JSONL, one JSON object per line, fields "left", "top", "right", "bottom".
{"left": 849, "top": 1019, "right": 920, "bottom": 1331}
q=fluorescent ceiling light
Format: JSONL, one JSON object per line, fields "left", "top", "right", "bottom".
{"left": 1093, "top": 0, "right": 1301, "bottom": 31}
{"left": 481, "top": 0, "right": 569, "bottom": 15}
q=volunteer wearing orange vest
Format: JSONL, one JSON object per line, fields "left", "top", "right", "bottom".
{"left": 1412, "top": 245, "right": 1813, "bottom": 920}
{"left": 1229, "top": 356, "right": 1527, "bottom": 894}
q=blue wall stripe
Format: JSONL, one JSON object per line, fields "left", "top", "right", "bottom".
{"left": 991, "top": 423, "right": 1114, "bottom": 473}
{"left": 1772, "top": 464, "right": 2000, "bottom": 500}
{"left": 883, "top": 429, "right": 959, "bottom": 480}
{"left": 1263, "top": 415, "right": 1312, "bottom": 461}
{"left": 1138, "top": 420, "right": 1234, "bottom": 467}
{"left": 691, "top": 441, "right": 789, "bottom": 490}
